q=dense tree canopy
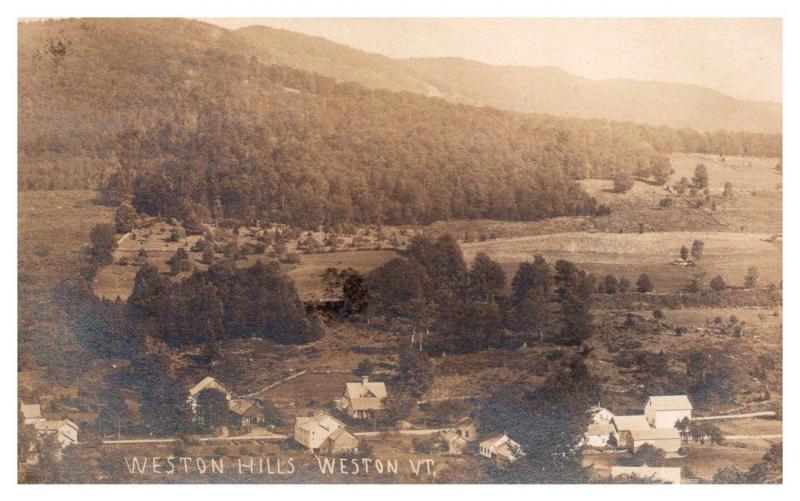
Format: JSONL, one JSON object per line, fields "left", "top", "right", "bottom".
{"left": 128, "top": 260, "right": 322, "bottom": 347}
{"left": 20, "top": 19, "right": 782, "bottom": 229}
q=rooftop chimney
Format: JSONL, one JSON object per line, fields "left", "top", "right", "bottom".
{"left": 361, "top": 375, "right": 369, "bottom": 387}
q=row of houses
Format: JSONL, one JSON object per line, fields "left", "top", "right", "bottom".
{"left": 190, "top": 375, "right": 525, "bottom": 464}
{"left": 584, "top": 395, "right": 693, "bottom": 453}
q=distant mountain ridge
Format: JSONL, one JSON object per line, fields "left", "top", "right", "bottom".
{"left": 236, "top": 25, "right": 781, "bottom": 134}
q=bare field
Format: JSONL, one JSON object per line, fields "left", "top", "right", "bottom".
{"left": 655, "top": 308, "right": 781, "bottom": 329}
{"left": 671, "top": 153, "right": 782, "bottom": 193}
{"left": 284, "top": 250, "right": 400, "bottom": 301}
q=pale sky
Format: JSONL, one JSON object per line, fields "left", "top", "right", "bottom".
{"left": 203, "top": 18, "right": 782, "bottom": 103}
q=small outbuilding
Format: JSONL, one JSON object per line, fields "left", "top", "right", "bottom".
{"left": 320, "top": 428, "right": 360, "bottom": 455}
{"left": 228, "top": 399, "right": 264, "bottom": 427}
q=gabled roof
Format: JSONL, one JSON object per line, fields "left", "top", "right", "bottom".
{"left": 326, "top": 428, "right": 358, "bottom": 443}
{"left": 349, "top": 397, "right": 385, "bottom": 411}
{"left": 647, "top": 395, "right": 693, "bottom": 411}
{"left": 629, "top": 427, "right": 681, "bottom": 441}
{"left": 190, "top": 376, "right": 231, "bottom": 397}
{"left": 296, "top": 414, "right": 345, "bottom": 433}
{"left": 21, "top": 403, "right": 42, "bottom": 420}
{"left": 456, "top": 417, "right": 476, "bottom": 427}
{"left": 345, "top": 381, "right": 387, "bottom": 400}
{"left": 34, "top": 419, "right": 79, "bottom": 432}
{"left": 229, "top": 399, "right": 261, "bottom": 417}
{"left": 494, "top": 439, "right": 524, "bottom": 459}
{"left": 586, "top": 422, "right": 614, "bottom": 436}
{"left": 480, "top": 433, "right": 508, "bottom": 449}
{"left": 611, "top": 415, "right": 650, "bottom": 432}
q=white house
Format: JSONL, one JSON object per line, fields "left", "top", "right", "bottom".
{"left": 342, "top": 376, "right": 387, "bottom": 419}
{"left": 611, "top": 465, "right": 682, "bottom": 484}
{"left": 644, "top": 395, "right": 693, "bottom": 429}
{"left": 456, "top": 417, "right": 478, "bottom": 442}
{"left": 479, "top": 433, "right": 524, "bottom": 465}
{"left": 228, "top": 399, "right": 264, "bottom": 427}
{"left": 629, "top": 427, "right": 682, "bottom": 453}
{"left": 437, "top": 430, "right": 468, "bottom": 455}
{"left": 188, "top": 376, "right": 232, "bottom": 412}
{"left": 33, "top": 419, "right": 79, "bottom": 448}
{"left": 589, "top": 406, "right": 614, "bottom": 424}
{"left": 294, "top": 414, "right": 347, "bottom": 451}
{"left": 21, "top": 403, "right": 45, "bottom": 425}
{"left": 584, "top": 421, "right": 615, "bottom": 448}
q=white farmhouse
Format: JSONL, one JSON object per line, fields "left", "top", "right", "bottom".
{"left": 33, "top": 419, "right": 80, "bottom": 448}
{"left": 342, "top": 376, "right": 387, "bottom": 419}
{"left": 21, "top": 403, "right": 45, "bottom": 425}
{"left": 187, "top": 376, "right": 232, "bottom": 413}
{"left": 584, "top": 421, "right": 614, "bottom": 448}
{"left": 479, "top": 433, "right": 524, "bottom": 466}
{"left": 294, "top": 413, "right": 347, "bottom": 451}
{"left": 644, "top": 395, "right": 693, "bottom": 429}
{"left": 589, "top": 406, "right": 614, "bottom": 423}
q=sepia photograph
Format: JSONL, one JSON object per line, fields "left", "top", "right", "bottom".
{"left": 14, "top": 8, "right": 786, "bottom": 487}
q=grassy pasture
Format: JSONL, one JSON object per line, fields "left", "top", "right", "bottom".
{"left": 18, "top": 190, "right": 115, "bottom": 293}
{"left": 655, "top": 307, "right": 781, "bottom": 328}
{"left": 671, "top": 153, "right": 782, "bottom": 193}
{"left": 462, "top": 231, "right": 781, "bottom": 293}
{"left": 95, "top": 239, "right": 400, "bottom": 302}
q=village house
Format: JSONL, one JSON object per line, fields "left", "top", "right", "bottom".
{"left": 228, "top": 398, "right": 265, "bottom": 427}
{"left": 456, "top": 417, "right": 478, "bottom": 442}
{"left": 294, "top": 413, "right": 348, "bottom": 451}
{"left": 628, "top": 427, "right": 683, "bottom": 453}
{"left": 188, "top": 376, "right": 232, "bottom": 413}
{"left": 644, "top": 395, "right": 693, "bottom": 429}
{"left": 319, "top": 428, "right": 360, "bottom": 455}
{"left": 33, "top": 419, "right": 80, "bottom": 448}
{"left": 589, "top": 406, "right": 614, "bottom": 423}
{"left": 342, "top": 376, "right": 387, "bottom": 419}
{"left": 437, "top": 430, "right": 468, "bottom": 455}
{"left": 611, "top": 465, "right": 682, "bottom": 484}
{"left": 479, "top": 433, "right": 524, "bottom": 466}
{"left": 584, "top": 421, "right": 615, "bottom": 448}
{"left": 21, "top": 403, "right": 45, "bottom": 425}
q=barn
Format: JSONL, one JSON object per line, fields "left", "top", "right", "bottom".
{"left": 644, "top": 395, "right": 693, "bottom": 429}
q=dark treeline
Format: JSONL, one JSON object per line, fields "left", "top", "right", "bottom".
{"left": 20, "top": 19, "right": 781, "bottom": 228}
{"left": 73, "top": 259, "right": 322, "bottom": 355}
{"left": 327, "top": 234, "right": 597, "bottom": 353}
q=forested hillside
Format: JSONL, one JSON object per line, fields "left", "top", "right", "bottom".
{"left": 19, "top": 19, "right": 781, "bottom": 227}
{"left": 237, "top": 25, "right": 782, "bottom": 133}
